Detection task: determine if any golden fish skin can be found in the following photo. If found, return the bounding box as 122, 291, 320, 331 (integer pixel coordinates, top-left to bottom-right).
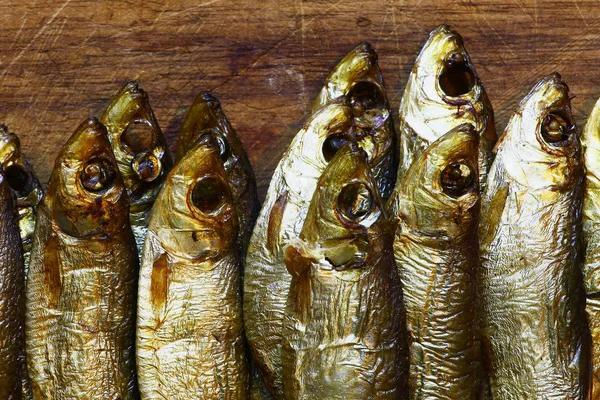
0, 168, 26, 399
26, 118, 139, 399
244, 101, 355, 397
312, 42, 397, 200
396, 25, 495, 192
387, 124, 481, 399
176, 91, 260, 256
580, 97, 600, 399
0, 125, 43, 276
282, 143, 408, 399
478, 74, 588, 399
137, 136, 248, 399
101, 82, 173, 255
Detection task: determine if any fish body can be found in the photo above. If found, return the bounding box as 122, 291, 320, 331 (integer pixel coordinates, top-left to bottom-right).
387, 124, 481, 398
312, 41, 396, 199
396, 25, 495, 192
101, 82, 173, 255
0, 167, 26, 399
137, 136, 248, 399
176, 91, 260, 256
0, 126, 43, 275
281, 143, 408, 399
26, 118, 139, 399
478, 74, 588, 399
581, 97, 600, 399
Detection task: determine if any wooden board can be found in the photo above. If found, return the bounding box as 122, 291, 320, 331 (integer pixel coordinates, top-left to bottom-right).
1, 0, 599, 199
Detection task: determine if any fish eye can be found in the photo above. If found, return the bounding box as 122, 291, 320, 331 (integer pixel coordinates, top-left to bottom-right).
337, 182, 374, 222
322, 134, 350, 162
200, 132, 230, 162
347, 81, 385, 113
190, 176, 228, 214
441, 162, 475, 197
132, 152, 161, 182
541, 112, 574, 146
439, 52, 476, 97
121, 121, 155, 153
4, 164, 31, 197
80, 158, 117, 193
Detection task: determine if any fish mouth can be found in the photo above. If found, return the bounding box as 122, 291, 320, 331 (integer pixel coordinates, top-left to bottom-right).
319, 234, 370, 271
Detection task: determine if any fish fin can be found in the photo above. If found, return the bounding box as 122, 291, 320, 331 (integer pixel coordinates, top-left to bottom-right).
266, 191, 288, 255
150, 253, 170, 312
480, 186, 509, 246
43, 235, 62, 307
285, 245, 313, 325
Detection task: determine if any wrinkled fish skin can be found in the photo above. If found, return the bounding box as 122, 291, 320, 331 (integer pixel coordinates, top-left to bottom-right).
387, 124, 481, 399
0, 126, 43, 275
0, 168, 26, 400
137, 136, 248, 399
479, 74, 588, 399
312, 41, 396, 200
26, 118, 139, 399
282, 143, 408, 399
176, 91, 260, 255
101, 82, 173, 255
397, 24, 495, 192
581, 97, 600, 399
245, 96, 397, 397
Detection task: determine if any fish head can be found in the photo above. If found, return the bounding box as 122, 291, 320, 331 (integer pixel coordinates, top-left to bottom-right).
45, 118, 128, 238
0, 125, 43, 209
176, 91, 252, 199
312, 42, 387, 112
101, 82, 173, 213
496, 73, 580, 190
292, 142, 386, 274
403, 24, 490, 142
156, 135, 237, 260
395, 123, 480, 241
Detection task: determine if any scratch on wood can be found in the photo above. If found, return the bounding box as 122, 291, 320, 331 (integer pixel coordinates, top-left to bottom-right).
512, 0, 535, 24
571, 0, 589, 27
1, 0, 73, 84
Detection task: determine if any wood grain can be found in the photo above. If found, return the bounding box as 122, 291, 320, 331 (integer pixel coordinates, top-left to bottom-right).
1, 0, 599, 199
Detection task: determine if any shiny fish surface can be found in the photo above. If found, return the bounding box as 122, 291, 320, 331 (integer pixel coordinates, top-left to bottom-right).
137, 136, 248, 399
101, 82, 173, 255
26, 118, 139, 399
312, 41, 396, 199
581, 97, 600, 399
387, 124, 481, 399
0, 168, 26, 399
396, 24, 495, 192
176, 91, 259, 255
281, 143, 408, 399
0, 125, 43, 276
478, 74, 588, 399
244, 95, 395, 397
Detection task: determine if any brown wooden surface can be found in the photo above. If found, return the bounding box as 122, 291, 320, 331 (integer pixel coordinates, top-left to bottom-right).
1, 0, 599, 199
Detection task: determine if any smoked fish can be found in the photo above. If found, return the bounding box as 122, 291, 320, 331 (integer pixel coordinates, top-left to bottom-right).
0, 125, 43, 275
244, 96, 395, 397
387, 123, 481, 398
176, 91, 259, 256
281, 143, 408, 399
26, 118, 139, 399
580, 96, 600, 399
397, 24, 495, 191
137, 136, 248, 399
478, 73, 588, 399
312, 42, 396, 200
101, 82, 173, 255
0, 167, 26, 399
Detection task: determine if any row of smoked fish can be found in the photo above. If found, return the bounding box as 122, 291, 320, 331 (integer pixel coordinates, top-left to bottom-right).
0, 23, 596, 400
